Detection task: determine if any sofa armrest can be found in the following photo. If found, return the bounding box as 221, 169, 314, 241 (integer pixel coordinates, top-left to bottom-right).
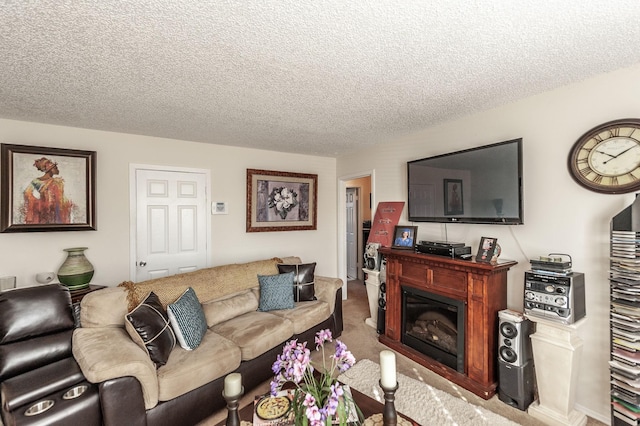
72, 327, 159, 409
315, 276, 343, 314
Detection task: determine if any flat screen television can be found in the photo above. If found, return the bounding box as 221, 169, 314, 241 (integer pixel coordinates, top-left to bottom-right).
407, 138, 523, 224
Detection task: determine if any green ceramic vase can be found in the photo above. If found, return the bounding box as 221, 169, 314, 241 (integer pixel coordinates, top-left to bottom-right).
57, 247, 94, 290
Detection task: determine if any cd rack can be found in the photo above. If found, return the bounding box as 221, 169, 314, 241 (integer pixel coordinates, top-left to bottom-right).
610, 198, 640, 426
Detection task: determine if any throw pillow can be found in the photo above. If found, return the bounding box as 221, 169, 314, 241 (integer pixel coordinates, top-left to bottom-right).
125, 291, 176, 367
258, 272, 295, 311
277, 262, 316, 302
167, 287, 207, 350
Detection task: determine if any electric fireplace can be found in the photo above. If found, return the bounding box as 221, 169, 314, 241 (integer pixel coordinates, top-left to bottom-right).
401, 286, 465, 373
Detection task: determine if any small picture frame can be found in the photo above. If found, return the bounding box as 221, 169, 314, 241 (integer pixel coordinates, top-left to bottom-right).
392, 225, 417, 250
476, 237, 498, 262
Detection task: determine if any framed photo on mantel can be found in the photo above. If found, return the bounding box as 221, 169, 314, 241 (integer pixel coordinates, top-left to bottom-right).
475, 237, 498, 262
392, 225, 418, 250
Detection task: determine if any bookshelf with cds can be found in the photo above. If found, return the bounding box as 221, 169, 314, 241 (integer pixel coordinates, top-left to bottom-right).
610, 196, 640, 426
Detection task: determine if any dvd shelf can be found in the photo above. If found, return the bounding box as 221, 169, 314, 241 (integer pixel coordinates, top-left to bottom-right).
611, 197, 640, 425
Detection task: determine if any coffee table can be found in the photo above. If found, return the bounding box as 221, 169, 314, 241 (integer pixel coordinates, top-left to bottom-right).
214, 385, 419, 425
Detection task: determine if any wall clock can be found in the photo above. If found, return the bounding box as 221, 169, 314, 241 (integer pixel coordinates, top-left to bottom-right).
568, 118, 640, 194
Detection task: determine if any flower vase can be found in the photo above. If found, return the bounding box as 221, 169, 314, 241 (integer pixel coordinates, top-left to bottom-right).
57, 247, 94, 290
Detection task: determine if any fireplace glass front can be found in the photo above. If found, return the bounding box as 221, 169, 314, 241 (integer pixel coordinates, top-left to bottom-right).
401, 286, 465, 372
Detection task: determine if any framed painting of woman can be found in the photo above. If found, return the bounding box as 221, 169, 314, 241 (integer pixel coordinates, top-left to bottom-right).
1, 144, 97, 232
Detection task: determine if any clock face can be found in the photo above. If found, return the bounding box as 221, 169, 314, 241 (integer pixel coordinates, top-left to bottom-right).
569, 119, 640, 194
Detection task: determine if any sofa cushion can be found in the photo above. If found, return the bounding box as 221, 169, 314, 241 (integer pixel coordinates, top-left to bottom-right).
277, 262, 316, 302
125, 292, 176, 367
156, 330, 241, 402
258, 272, 295, 312
73, 327, 159, 409
80, 287, 129, 328
167, 287, 207, 350
212, 312, 293, 361
119, 257, 282, 311
268, 300, 331, 334
201, 290, 258, 328
0, 284, 74, 345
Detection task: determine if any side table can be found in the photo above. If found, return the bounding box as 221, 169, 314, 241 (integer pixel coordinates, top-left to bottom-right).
70, 284, 107, 327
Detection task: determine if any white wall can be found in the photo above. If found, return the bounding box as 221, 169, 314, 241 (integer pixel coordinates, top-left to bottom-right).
0, 120, 338, 288
338, 63, 640, 423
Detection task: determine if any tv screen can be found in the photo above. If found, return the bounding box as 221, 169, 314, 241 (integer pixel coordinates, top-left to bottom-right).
407, 138, 523, 224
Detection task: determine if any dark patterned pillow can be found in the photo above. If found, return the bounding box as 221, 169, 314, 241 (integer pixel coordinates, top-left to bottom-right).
277, 262, 316, 302
125, 291, 176, 367
167, 287, 207, 350
258, 272, 295, 311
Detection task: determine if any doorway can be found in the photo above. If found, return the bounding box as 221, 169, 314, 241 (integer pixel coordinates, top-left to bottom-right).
339, 173, 373, 294
346, 188, 358, 280
129, 164, 211, 282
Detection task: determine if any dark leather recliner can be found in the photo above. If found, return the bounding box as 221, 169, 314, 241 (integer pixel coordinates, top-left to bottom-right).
0, 284, 102, 426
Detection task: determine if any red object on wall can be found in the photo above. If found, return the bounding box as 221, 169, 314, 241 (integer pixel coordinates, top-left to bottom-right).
367, 202, 405, 247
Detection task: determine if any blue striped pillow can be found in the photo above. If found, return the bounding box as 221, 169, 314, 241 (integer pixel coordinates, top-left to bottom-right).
167, 287, 207, 350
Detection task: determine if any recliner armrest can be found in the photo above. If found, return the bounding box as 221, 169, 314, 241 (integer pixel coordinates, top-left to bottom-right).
72, 327, 159, 409
314, 276, 343, 314
1, 357, 84, 412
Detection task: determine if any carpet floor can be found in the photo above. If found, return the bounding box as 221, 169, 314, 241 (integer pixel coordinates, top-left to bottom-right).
200, 280, 603, 425
338, 359, 518, 425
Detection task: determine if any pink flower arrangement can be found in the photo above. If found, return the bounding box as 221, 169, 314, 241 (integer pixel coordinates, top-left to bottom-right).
270, 329, 359, 425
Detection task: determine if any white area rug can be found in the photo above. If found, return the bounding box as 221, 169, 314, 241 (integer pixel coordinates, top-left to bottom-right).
338, 359, 518, 426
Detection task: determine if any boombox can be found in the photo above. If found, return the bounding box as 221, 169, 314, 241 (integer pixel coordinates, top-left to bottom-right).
364, 242, 382, 271
524, 271, 585, 324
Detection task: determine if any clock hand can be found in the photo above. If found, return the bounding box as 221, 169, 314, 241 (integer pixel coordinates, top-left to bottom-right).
595, 150, 616, 159
613, 145, 637, 158
604, 145, 639, 164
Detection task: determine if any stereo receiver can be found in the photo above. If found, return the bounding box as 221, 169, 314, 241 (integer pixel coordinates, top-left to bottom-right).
524, 271, 585, 324
416, 241, 472, 259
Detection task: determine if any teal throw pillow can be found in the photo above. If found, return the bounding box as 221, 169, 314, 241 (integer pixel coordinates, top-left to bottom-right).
258, 272, 295, 312
167, 287, 207, 350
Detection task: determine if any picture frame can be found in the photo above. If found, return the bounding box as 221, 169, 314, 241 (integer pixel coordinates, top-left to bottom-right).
1, 144, 96, 233
246, 169, 317, 232
391, 225, 417, 250
443, 179, 463, 215
476, 237, 498, 262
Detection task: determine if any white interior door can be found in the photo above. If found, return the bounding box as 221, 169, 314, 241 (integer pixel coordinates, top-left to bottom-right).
132, 166, 210, 282
346, 188, 358, 279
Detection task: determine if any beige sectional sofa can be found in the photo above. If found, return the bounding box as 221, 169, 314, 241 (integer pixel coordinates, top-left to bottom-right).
72, 256, 343, 426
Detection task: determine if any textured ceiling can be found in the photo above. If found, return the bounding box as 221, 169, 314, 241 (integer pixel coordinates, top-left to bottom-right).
2, 1, 640, 157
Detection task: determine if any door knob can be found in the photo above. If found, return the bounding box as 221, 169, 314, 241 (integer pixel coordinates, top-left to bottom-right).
139, 261, 147, 267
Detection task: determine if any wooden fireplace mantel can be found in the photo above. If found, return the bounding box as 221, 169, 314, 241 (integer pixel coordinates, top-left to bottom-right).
379, 247, 517, 399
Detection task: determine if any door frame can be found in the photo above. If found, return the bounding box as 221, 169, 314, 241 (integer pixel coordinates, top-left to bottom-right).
346, 187, 359, 280
338, 169, 375, 299
129, 164, 212, 281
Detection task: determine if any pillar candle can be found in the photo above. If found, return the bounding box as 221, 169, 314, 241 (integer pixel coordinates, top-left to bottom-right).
380, 350, 397, 388
224, 373, 242, 396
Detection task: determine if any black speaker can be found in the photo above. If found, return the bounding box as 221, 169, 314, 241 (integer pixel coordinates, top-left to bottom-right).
498, 309, 533, 367
377, 281, 386, 335
497, 309, 536, 411
498, 359, 536, 411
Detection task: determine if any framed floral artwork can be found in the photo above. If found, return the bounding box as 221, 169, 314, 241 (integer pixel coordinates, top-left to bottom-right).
246, 169, 317, 232
1, 144, 97, 232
